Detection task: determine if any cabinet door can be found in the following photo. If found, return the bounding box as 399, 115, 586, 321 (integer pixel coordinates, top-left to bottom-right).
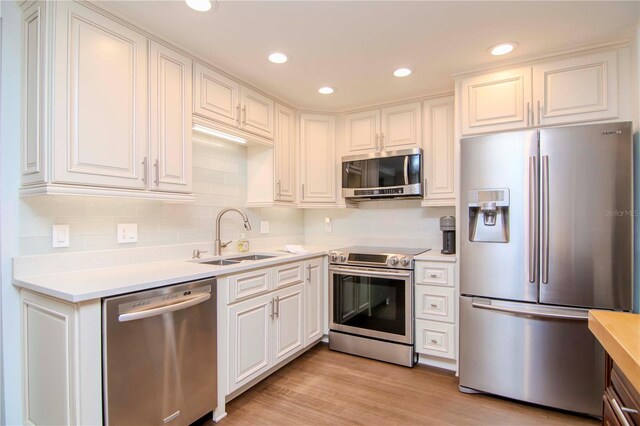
149, 42, 193, 193
533, 50, 618, 126
22, 1, 47, 186
274, 104, 295, 201
228, 293, 273, 393
304, 257, 324, 346
461, 67, 532, 135
423, 97, 455, 206
344, 109, 380, 153
193, 62, 240, 127
240, 87, 274, 140
299, 114, 336, 203
272, 284, 305, 364
381, 102, 421, 149
53, 2, 147, 189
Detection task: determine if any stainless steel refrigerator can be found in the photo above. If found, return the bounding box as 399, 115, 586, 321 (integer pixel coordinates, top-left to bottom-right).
459, 121, 633, 416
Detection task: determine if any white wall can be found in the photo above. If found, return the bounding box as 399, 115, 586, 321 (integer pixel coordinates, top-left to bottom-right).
19, 139, 305, 256
1, 1, 24, 423
304, 201, 454, 250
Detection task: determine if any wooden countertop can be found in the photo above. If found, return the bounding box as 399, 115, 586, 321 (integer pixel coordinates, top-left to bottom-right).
589, 310, 640, 392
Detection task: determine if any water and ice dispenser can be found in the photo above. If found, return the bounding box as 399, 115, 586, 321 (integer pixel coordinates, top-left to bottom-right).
468, 189, 510, 243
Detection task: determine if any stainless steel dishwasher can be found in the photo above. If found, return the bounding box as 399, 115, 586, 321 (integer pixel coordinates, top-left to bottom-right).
103, 278, 217, 425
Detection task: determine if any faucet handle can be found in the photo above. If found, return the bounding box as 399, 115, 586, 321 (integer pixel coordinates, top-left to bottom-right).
220, 241, 232, 248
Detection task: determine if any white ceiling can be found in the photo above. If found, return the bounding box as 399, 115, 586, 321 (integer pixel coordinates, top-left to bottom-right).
103, 1, 639, 112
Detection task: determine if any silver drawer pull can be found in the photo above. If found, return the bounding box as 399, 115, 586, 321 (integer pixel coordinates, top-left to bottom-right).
430, 303, 438, 308
429, 274, 438, 278
430, 339, 438, 344
610, 398, 632, 426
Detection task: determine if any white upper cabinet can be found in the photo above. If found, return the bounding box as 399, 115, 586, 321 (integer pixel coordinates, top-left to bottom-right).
22, 2, 46, 186
532, 50, 618, 126
52, 1, 148, 190
149, 41, 193, 193
460, 48, 624, 135
299, 114, 336, 204
274, 104, 295, 202
381, 102, 422, 150
423, 96, 455, 206
193, 63, 274, 142
241, 87, 275, 140
344, 102, 421, 154
344, 109, 380, 153
21, 1, 194, 199
461, 67, 532, 135
193, 62, 240, 127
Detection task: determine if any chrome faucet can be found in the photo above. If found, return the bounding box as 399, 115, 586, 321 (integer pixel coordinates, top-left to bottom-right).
214, 208, 252, 256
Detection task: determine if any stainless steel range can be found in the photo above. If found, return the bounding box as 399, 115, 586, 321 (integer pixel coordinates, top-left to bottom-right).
328, 246, 430, 367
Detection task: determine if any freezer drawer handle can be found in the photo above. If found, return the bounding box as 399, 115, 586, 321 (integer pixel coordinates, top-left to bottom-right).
118, 293, 211, 322
471, 300, 587, 320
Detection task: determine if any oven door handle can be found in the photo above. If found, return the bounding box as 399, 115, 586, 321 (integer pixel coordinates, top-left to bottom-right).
329, 267, 411, 278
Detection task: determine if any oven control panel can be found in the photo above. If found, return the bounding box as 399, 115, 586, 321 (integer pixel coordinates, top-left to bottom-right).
328, 251, 415, 270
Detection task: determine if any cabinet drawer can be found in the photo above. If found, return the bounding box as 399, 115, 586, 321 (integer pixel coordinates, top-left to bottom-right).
610, 366, 640, 425
415, 285, 454, 322
274, 262, 304, 290
416, 262, 455, 287
415, 319, 455, 359
228, 269, 272, 303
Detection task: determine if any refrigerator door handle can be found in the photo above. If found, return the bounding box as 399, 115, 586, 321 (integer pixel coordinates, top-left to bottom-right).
528, 156, 538, 283
471, 299, 588, 321
541, 155, 550, 284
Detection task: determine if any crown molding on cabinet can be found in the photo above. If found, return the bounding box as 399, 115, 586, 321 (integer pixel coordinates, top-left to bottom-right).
451, 37, 631, 80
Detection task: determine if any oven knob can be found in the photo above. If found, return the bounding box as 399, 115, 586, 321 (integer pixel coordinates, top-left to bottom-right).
339, 254, 347, 262
400, 257, 410, 267
329, 252, 338, 262
388, 256, 399, 266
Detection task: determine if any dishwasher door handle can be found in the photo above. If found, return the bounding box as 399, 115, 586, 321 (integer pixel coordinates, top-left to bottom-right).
118, 293, 211, 322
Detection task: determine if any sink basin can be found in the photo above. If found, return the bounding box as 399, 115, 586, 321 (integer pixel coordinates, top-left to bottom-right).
199, 259, 241, 266
226, 254, 278, 262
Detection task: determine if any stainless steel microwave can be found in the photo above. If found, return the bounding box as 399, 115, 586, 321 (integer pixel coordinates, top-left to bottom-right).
342, 148, 423, 200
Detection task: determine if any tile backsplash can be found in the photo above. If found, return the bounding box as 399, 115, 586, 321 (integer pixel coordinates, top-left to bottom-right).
304, 201, 454, 251
18, 137, 451, 257
19, 140, 305, 255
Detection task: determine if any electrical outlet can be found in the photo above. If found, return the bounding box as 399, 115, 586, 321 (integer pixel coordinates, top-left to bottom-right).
117, 223, 138, 244
324, 217, 332, 233
260, 221, 270, 234
52, 225, 70, 248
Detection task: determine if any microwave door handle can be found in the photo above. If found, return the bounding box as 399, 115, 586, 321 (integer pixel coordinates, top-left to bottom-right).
403, 156, 409, 186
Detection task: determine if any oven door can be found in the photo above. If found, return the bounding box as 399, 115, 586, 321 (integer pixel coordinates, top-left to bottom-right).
329, 265, 413, 344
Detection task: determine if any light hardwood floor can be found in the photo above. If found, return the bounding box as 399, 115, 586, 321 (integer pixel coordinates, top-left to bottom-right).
213, 343, 598, 425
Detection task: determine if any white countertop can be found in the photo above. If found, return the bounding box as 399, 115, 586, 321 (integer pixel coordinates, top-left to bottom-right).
13, 249, 329, 303
414, 250, 457, 262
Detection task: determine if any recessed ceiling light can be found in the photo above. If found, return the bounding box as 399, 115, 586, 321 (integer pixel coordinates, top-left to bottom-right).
185, 0, 212, 11
318, 87, 334, 95
393, 68, 412, 78
268, 53, 288, 64
489, 42, 518, 56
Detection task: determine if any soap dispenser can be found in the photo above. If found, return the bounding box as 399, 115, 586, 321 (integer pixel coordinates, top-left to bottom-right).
237, 233, 249, 253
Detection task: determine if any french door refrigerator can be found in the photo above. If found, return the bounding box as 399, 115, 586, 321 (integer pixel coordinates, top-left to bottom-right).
459, 121, 632, 416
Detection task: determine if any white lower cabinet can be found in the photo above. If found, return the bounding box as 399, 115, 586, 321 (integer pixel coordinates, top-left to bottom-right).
20, 290, 102, 426
414, 260, 457, 367
225, 257, 326, 395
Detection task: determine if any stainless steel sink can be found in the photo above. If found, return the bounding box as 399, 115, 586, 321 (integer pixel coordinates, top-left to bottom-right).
226, 254, 278, 262
199, 259, 241, 266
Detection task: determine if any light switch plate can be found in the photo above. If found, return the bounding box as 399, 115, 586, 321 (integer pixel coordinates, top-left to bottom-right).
52, 225, 70, 248
260, 221, 270, 234
117, 223, 138, 244
324, 217, 332, 233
